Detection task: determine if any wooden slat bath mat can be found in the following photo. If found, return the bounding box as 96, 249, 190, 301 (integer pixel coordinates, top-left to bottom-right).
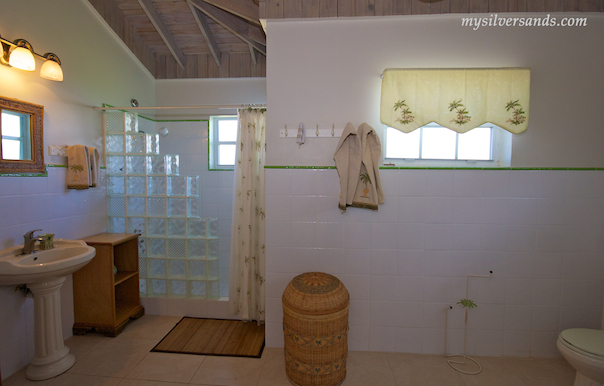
152, 317, 265, 358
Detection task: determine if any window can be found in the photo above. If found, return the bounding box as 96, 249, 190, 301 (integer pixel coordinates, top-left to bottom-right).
209, 116, 237, 170
1, 110, 32, 161
384, 122, 511, 167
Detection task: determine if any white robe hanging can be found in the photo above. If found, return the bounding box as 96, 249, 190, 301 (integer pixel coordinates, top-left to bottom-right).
333, 122, 384, 212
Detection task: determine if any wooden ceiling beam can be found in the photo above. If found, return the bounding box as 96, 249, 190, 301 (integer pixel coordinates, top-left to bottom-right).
189, 0, 266, 56
249, 44, 258, 65
137, 0, 186, 68
197, 0, 261, 26
188, 1, 222, 67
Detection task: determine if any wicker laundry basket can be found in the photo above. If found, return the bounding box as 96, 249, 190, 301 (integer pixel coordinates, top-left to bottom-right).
282, 272, 349, 386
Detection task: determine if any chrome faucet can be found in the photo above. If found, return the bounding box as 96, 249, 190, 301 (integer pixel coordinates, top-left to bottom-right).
22, 229, 43, 255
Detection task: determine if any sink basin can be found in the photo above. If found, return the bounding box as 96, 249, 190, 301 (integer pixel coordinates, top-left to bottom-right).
0, 239, 96, 286
0, 238, 96, 380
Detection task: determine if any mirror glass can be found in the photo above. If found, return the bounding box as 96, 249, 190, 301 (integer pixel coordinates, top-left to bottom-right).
0, 96, 44, 173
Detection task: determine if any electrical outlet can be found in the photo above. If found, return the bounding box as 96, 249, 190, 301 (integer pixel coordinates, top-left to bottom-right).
48, 146, 66, 156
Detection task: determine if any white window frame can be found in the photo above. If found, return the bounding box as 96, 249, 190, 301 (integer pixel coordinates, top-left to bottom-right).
383, 122, 512, 168
209, 115, 237, 170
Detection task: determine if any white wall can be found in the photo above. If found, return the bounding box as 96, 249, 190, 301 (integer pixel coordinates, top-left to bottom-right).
266, 14, 604, 167
264, 14, 604, 357
0, 0, 154, 380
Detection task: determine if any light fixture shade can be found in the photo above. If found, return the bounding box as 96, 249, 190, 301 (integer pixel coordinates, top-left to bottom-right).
9, 46, 35, 71
40, 58, 63, 81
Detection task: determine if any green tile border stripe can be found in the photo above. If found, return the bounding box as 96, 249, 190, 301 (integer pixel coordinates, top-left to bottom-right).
0, 164, 106, 177
265, 166, 337, 170
265, 166, 604, 171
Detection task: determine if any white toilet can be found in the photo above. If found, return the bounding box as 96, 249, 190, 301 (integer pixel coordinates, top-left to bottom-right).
557, 328, 604, 386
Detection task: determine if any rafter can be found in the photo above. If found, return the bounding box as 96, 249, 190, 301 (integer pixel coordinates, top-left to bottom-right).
249, 44, 258, 66
197, 0, 261, 26
137, 0, 185, 68
189, 0, 266, 56
188, 1, 222, 67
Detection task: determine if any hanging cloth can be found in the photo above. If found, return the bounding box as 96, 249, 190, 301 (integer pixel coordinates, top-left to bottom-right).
334, 122, 384, 212
228, 108, 266, 324
380, 68, 531, 134
67, 145, 90, 189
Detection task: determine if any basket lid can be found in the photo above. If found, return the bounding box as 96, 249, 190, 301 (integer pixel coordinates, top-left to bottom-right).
282, 272, 349, 315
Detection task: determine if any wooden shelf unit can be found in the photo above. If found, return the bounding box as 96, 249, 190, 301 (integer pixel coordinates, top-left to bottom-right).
73, 233, 144, 337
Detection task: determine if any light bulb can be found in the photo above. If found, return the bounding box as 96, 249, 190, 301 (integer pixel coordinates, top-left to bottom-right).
40, 58, 63, 81
9, 45, 35, 71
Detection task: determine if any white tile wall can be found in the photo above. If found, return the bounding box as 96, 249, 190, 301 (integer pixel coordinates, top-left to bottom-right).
265, 168, 604, 357
0, 166, 107, 379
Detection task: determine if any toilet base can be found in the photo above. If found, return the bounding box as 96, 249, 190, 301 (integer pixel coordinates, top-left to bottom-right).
574, 372, 603, 386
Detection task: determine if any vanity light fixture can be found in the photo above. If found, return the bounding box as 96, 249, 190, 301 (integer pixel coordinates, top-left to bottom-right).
7, 39, 35, 71
40, 53, 63, 81
0, 33, 64, 81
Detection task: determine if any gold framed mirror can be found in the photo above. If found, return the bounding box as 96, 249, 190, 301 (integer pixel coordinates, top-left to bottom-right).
0, 96, 44, 174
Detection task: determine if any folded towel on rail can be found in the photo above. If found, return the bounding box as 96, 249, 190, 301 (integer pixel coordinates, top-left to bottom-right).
87, 146, 99, 187
67, 145, 90, 189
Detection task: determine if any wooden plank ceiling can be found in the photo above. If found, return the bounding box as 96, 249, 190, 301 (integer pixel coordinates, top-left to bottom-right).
88, 0, 603, 80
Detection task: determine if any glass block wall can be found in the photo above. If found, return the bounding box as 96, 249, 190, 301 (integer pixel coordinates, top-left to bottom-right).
104, 112, 220, 299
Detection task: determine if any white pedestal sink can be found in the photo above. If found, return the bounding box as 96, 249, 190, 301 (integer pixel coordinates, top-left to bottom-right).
0, 239, 96, 380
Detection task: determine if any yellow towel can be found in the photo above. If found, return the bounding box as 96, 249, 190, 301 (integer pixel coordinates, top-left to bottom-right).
87, 146, 99, 187
67, 145, 90, 189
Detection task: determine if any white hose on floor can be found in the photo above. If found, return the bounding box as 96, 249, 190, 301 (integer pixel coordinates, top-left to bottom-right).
444, 271, 493, 375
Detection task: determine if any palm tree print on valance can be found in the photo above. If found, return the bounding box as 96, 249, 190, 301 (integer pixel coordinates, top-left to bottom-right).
380, 68, 531, 134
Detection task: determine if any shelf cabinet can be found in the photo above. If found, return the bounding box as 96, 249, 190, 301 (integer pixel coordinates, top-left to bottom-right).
73, 233, 144, 337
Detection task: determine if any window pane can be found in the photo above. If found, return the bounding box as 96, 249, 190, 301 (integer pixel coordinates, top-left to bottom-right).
458, 127, 492, 160
218, 144, 235, 166
386, 127, 420, 159
2, 139, 21, 160
421, 127, 456, 159
218, 120, 237, 142
2, 112, 25, 137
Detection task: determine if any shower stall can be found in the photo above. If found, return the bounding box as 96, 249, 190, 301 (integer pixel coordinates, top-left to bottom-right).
102, 108, 235, 301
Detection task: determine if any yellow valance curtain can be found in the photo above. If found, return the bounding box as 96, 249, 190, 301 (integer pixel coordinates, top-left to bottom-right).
380, 68, 531, 134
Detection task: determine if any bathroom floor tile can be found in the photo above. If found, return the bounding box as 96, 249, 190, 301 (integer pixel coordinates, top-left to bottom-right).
189, 355, 265, 386
2, 368, 53, 386
116, 380, 189, 386
46, 373, 121, 386
509, 357, 575, 386
387, 352, 466, 386
67, 337, 157, 378
343, 351, 397, 386
454, 357, 534, 386
64, 334, 111, 362
256, 348, 291, 386
3, 315, 580, 386
125, 352, 205, 383
118, 314, 182, 341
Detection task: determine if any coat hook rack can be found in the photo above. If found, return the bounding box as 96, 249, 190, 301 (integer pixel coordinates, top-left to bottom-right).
280, 123, 344, 138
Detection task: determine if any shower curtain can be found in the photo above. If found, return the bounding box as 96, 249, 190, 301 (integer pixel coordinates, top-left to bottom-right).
228, 108, 266, 323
